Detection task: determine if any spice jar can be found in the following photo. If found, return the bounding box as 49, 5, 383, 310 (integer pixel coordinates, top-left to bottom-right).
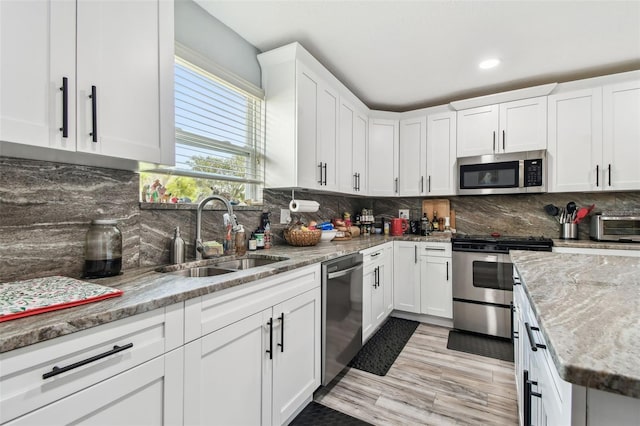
84, 220, 122, 278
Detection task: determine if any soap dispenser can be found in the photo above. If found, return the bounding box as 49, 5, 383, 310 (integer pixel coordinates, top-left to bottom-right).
171, 227, 185, 264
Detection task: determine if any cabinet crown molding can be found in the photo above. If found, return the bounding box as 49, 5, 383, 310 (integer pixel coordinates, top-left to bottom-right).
449, 83, 557, 110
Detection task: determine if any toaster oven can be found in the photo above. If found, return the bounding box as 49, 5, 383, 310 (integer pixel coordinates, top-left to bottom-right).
589, 213, 640, 243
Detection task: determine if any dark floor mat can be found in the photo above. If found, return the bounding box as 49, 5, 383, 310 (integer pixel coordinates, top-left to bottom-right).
290, 401, 371, 426
447, 329, 514, 362
348, 317, 419, 376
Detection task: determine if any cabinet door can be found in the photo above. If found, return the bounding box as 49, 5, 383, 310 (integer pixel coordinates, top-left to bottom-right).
420, 256, 452, 319
603, 80, 640, 191
338, 98, 357, 193
296, 63, 321, 189
272, 288, 321, 426
362, 265, 375, 340
368, 119, 399, 196
184, 309, 272, 426
426, 111, 457, 196
399, 116, 427, 196
381, 244, 394, 315
393, 242, 421, 313
76, 0, 170, 163
6, 351, 183, 426
317, 82, 339, 190
0, 0, 76, 151
353, 110, 368, 194
499, 97, 547, 153
547, 88, 603, 192
457, 104, 499, 157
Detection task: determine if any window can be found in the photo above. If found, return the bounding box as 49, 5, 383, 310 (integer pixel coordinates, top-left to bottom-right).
141, 56, 265, 204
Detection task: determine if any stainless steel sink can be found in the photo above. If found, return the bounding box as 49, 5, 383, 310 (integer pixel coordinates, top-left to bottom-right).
158, 255, 290, 277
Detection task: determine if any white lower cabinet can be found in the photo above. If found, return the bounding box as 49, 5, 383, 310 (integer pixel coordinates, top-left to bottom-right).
361, 243, 393, 342
419, 244, 452, 319
183, 264, 321, 426
0, 303, 184, 425
514, 271, 639, 426
393, 241, 422, 313
394, 241, 452, 319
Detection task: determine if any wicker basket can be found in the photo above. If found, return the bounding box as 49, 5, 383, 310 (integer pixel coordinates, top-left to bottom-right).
283, 229, 322, 247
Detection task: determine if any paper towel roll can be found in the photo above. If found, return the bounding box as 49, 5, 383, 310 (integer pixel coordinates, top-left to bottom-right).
289, 199, 319, 213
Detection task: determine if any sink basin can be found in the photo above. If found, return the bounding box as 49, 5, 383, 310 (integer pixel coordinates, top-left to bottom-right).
158, 255, 290, 277
213, 257, 284, 270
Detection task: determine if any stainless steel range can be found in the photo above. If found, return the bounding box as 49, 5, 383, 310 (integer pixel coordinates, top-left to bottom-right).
451, 235, 553, 339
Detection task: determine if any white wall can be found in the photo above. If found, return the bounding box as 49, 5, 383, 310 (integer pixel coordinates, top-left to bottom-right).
175, 0, 262, 88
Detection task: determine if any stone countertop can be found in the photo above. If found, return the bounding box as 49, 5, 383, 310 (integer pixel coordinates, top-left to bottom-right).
0, 234, 451, 354
510, 250, 640, 398
552, 239, 640, 251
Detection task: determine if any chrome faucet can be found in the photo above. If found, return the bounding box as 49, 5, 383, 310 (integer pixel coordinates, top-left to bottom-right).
195, 195, 239, 260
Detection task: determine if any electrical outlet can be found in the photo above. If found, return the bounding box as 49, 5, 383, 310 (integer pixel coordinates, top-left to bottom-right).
399, 209, 410, 219
280, 209, 291, 224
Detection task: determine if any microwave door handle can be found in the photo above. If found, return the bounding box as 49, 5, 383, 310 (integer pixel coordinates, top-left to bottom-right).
493, 131, 496, 152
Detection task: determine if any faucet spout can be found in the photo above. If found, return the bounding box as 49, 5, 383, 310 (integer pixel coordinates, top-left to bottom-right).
195, 195, 239, 260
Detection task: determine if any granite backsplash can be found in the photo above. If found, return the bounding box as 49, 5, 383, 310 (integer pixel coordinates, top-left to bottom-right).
1, 156, 638, 282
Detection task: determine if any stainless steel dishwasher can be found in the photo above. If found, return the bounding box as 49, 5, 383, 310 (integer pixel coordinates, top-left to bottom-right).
321, 253, 363, 386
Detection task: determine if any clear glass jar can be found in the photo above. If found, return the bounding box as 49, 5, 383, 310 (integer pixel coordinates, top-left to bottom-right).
84, 219, 122, 278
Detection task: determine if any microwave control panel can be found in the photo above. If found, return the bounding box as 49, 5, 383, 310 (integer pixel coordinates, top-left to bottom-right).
524, 159, 543, 187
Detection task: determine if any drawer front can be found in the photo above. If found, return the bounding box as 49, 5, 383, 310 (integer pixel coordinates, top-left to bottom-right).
421, 242, 451, 258
184, 264, 321, 342
0, 304, 182, 424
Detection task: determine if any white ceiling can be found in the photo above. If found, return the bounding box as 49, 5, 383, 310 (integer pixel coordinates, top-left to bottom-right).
195, 0, 640, 111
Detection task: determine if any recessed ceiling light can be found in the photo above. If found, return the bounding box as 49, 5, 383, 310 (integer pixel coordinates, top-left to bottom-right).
479, 58, 500, 69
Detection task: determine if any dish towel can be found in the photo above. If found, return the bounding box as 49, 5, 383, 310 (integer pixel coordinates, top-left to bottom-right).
0, 276, 123, 322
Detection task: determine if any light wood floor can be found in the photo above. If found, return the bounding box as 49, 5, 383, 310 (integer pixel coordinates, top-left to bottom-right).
315, 322, 519, 426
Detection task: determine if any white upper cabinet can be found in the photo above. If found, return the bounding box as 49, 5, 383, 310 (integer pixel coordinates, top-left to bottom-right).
399, 116, 427, 196
547, 88, 603, 192
0, 0, 76, 151
426, 111, 457, 196
548, 77, 640, 192
0, 0, 174, 165
457, 97, 547, 157
338, 97, 368, 194
368, 118, 399, 196
602, 80, 640, 191
260, 45, 341, 191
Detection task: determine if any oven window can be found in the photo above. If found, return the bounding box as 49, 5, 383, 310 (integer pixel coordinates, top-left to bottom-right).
460, 161, 519, 189
472, 261, 514, 291
603, 219, 640, 236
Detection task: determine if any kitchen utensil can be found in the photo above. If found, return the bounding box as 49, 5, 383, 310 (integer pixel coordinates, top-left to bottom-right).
544, 204, 559, 216
566, 202, 576, 215
389, 218, 408, 236
573, 207, 589, 224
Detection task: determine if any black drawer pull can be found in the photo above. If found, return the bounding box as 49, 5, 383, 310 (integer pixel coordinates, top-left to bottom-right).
43, 343, 133, 380
525, 322, 547, 351
266, 318, 273, 359
278, 313, 285, 353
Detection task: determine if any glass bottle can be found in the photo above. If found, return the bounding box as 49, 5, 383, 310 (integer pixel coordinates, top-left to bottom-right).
432, 210, 439, 231
235, 225, 247, 256
84, 220, 122, 278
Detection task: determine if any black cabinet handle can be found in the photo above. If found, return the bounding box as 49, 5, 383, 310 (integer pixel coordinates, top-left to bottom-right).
266, 318, 273, 359
42, 343, 133, 380
502, 130, 506, 150
608, 164, 612, 186
511, 302, 517, 340
395, 177, 399, 193
354, 173, 358, 191
90, 85, 98, 143
428, 175, 431, 193
59, 77, 68, 138
278, 313, 285, 353
414, 245, 417, 264
421, 176, 424, 193
370, 252, 381, 257
524, 370, 531, 426
446, 261, 449, 281
493, 131, 496, 152
318, 163, 323, 185
322, 163, 327, 185
357, 173, 361, 191
596, 165, 600, 187
525, 322, 547, 351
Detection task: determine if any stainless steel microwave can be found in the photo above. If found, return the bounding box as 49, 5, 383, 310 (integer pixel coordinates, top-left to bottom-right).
457, 150, 546, 195
590, 213, 640, 243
